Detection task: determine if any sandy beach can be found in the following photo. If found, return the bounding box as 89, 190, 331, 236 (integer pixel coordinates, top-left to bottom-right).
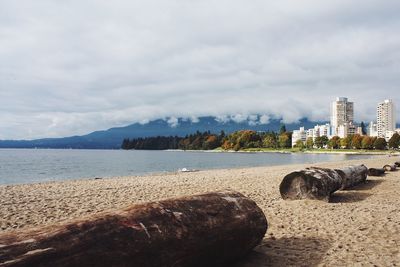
1, 155, 400, 266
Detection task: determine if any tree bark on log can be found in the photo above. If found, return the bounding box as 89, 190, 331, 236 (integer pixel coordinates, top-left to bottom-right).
0, 191, 267, 267
279, 165, 368, 201
368, 168, 385, 176
383, 164, 397, 171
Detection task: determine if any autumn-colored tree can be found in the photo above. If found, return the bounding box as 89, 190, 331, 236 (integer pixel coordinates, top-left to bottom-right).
278, 133, 291, 148
340, 136, 352, 149
203, 135, 220, 150
328, 136, 340, 149
221, 140, 233, 150
361, 136, 374, 150
351, 134, 363, 149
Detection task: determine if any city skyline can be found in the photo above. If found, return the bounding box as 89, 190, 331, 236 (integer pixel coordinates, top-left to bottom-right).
292, 97, 399, 146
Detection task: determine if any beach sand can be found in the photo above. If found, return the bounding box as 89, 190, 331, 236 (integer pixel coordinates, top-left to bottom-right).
1, 156, 400, 266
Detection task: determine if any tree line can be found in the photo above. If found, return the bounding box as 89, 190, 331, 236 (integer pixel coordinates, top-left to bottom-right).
121, 125, 293, 151
294, 133, 400, 150
121, 126, 400, 151
121, 131, 224, 150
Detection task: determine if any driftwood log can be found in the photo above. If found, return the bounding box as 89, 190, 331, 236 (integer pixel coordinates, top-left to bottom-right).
383, 164, 397, 171
368, 168, 386, 176
280, 165, 368, 201
0, 191, 267, 267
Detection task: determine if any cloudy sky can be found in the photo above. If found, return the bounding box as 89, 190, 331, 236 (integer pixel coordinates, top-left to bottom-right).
0, 0, 399, 139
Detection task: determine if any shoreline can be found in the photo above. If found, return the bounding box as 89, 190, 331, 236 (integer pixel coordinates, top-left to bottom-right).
2, 147, 398, 156
1, 155, 399, 266
167, 148, 400, 155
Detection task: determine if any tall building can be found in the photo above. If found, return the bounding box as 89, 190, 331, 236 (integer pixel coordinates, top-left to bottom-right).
330, 97, 354, 136
377, 99, 396, 138
368, 121, 378, 137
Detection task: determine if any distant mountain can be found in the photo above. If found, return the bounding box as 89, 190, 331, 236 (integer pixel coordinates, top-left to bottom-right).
0, 116, 327, 149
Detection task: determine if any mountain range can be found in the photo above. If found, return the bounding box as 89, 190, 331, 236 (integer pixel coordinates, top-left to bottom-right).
0, 116, 325, 149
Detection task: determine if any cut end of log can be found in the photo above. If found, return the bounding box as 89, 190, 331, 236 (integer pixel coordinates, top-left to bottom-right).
280, 165, 368, 202
383, 164, 397, 172
279, 171, 329, 201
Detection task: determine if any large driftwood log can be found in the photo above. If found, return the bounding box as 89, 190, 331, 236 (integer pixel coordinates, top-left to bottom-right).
0, 191, 267, 267
280, 165, 368, 201
368, 168, 385, 176
383, 164, 397, 171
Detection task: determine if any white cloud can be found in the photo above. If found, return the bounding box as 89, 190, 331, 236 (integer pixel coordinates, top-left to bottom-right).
167, 117, 179, 128
0, 0, 400, 139
259, 115, 271, 125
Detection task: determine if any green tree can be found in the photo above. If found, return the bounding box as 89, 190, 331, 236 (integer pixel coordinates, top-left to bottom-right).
294, 139, 305, 149
279, 124, 287, 134
388, 133, 400, 149
328, 136, 340, 149
237, 130, 262, 148
374, 138, 387, 150
233, 143, 241, 151
314, 136, 328, 148
263, 134, 277, 148
306, 137, 314, 149
121, 138, 130, 149
361, 136, 374, 149
360, 121, 367, 135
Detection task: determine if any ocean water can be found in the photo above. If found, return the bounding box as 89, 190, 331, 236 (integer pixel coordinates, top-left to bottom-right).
0, 149, 374, 185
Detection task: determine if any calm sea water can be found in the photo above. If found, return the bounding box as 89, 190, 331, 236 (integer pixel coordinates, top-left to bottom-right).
0, 149, 374, 185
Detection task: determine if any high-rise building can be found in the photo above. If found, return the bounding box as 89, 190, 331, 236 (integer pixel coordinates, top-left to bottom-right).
377, 99, 396, 138
330, 97, 354, 136
368, 121, 378, 137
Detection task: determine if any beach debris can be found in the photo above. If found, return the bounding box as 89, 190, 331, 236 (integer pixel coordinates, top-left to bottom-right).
383, 164, 397, 172
279, 165, 368, 201
0, 191, 267, 267
394, 161, 400, 168
368, 168, 386, 176
179, 167, 199, 172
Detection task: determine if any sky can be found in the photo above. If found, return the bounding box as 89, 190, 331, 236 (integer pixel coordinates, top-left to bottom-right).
0, 0, 399, 139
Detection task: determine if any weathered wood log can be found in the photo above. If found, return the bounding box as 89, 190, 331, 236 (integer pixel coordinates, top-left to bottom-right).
280, 165, 368, 201
0, 191, 267, 267
383, 164, 397, 171
336, 165, 369, 189
394, 161, 400, 167
368, 168, 386, 176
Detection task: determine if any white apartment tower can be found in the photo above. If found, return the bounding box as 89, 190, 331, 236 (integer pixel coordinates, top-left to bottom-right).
331, 97, 354, 136
377, 99, 396, 138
